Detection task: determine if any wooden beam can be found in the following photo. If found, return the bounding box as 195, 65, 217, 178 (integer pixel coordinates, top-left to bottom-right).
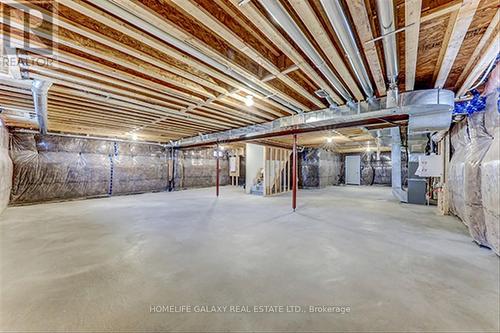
345, 0, 387, 96
89, 0, 301, 114
288, 0, 364, 101
1, 2, 224, 96
432, 9, 459, 86
229, 0, 344, 104
405, 0, 422, 91
457, 31, 500, 96
434, 0, 480, 88
58, 0, 261, 98
456, 8, 500, 89
172, 0, 324, 109
420, 0, 462, 23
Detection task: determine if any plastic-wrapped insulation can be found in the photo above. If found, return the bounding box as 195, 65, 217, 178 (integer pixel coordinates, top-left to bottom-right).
480, 91, 500, 255
0, 122, 13, 213
447, 121, 470, 221
463, 111, 492, 246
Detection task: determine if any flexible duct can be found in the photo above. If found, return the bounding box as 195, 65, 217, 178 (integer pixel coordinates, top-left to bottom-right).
320, 0, 374, 99
258, 0, 353, 103
31, 80, 52, 135
101, 0, 301, 114
375, 0, 398, 88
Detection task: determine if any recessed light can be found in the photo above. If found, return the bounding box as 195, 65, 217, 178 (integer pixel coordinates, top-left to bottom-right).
245, 95, 254, 107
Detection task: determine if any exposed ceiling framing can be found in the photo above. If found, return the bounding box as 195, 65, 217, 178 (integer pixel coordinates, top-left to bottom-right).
0, 0, 497, 143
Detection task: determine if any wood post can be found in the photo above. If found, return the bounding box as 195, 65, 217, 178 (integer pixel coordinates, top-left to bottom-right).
292, 134, 297, 211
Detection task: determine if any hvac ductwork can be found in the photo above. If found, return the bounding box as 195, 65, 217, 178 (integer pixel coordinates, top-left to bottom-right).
375, 0, 398, 89
173, 89, 454, 148
258, 0, 353, 103
320, 0, 374, 99
31, 80, 52, 135
99, 0, 301, 114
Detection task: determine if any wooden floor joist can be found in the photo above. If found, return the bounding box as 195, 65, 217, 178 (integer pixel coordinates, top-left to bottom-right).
434, 0, 480, 88
0, 0, 496, 142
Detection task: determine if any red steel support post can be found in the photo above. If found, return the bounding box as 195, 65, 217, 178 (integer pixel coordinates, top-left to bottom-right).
216, 144, 220, 197
292, 134, 297, 211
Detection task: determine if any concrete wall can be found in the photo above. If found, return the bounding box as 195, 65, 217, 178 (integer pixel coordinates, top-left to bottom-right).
299, 148, 342, 188
0, 122, 12, 214
245, 143, 263, 193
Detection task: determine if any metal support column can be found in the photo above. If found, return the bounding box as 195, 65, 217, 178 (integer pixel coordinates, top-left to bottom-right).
216, 144, 220, 197
292, 134, 297, 211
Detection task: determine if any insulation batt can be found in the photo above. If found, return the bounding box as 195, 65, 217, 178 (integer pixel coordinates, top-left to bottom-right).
463, 111, 493, 246
0, 122, 13, 214
480, 91, 500, 255
174, 148, 229, 189
299, 148, 342, 188
111, 142, 168, 195
9, 134, 112, 204
448, 121, 469, 221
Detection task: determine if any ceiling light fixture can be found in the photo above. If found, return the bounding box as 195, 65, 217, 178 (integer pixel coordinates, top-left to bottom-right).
326, 137, 333, 143
131, 133, 138, 141
245, 95, 254, 107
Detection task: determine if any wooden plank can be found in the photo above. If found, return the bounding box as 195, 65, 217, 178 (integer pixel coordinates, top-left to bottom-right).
405, 0, 422, 91
95, 0, 300, 115
288, 0, 364, 101
420, 0, 462, 23
230, 0, 343, 104
2, 1, 223, 97
457, 31, 500, 96
434, 0, 480, 88
171, 0, 324, 109
345, 0, 387, 96
455, 8, 500, 89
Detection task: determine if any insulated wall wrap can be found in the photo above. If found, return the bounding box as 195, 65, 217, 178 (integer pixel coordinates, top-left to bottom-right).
0, 122, 12, 213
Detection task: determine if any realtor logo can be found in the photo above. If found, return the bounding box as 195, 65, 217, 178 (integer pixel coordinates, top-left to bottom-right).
1, 0, 58, 56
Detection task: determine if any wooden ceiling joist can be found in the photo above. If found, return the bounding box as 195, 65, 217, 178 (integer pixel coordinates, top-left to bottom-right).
229, 0, 344, 104
170, 0, 325, 109
457, 30, 500, 97
287, 0, 364, 101
405, 0, 422, 91
0, 0, 497, 143
88, 0, 303, 115
345, 0, 387, 96
434, 0, 480, 88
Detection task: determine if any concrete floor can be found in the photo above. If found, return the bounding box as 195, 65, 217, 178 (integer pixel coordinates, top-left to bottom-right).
0, 186, 498, 332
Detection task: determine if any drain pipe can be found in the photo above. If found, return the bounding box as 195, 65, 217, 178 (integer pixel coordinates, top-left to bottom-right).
31, 80, 53, 135
258, 0, 353, 104
376, 0, 398, 90
374, 0, 405, 200
320, 0, 374, 99
99, 0, 302, 114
